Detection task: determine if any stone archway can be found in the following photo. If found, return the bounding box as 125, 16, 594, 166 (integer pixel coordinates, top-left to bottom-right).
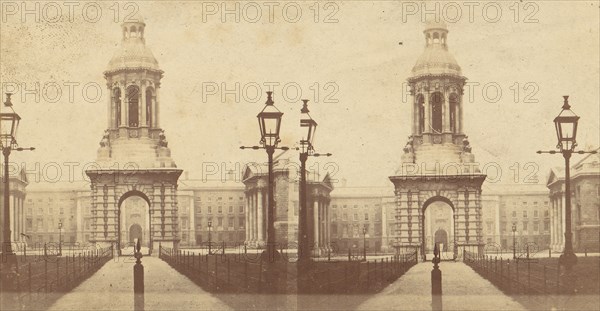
421, 196, 455, 261
86, 169, 183, 255
389, 175, 486, 261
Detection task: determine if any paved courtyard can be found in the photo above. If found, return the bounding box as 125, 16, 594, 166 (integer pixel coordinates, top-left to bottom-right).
47, 256, 228, 311
356, 262, 527, 311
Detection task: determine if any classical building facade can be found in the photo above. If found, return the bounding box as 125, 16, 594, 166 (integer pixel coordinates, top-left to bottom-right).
547, 150, 600, 252
0, 168, 29, 249
480, 184, 551, 253
86, 16, 182, 253
242, 159, 333, 253
389, 20, 486, 260
21, 176, 246, 249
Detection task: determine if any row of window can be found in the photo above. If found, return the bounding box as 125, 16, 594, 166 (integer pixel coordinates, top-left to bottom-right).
195, 196, 244, 202
195, 217, 245, 229
507, 210, 550, 218
501, 221, 550, 233
26, 207, 75, 215
331, 204, 381, 209
197, 205, 244, 214
332, 212, 381, 222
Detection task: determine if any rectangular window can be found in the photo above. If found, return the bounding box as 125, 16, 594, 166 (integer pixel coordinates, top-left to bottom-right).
239, 217, 244, 227
487, 223, 492, 231
343, 205, 347, 209
208, 206, 212, 214
544, 221, 550, 231
533, 222, 539, 232
197, 206, 202, 214
342, 213, 348, 221
239, 197, 243, 201
26, 219, 32, 230
364, 213, 369, 221
49, 207, 53, 214
353, 213, 358, 221
218, 218, 223, 226
59, 208, 64, 215
333, 213, 337, 221
27, 208, 32, 215
228, 217, 234, 227
218, 206, 222, 214
332, 205, 337, 209
353, 205, 358, 209
523, 211, 527, 218
512, 211, 517, 218
229, 206, 233, 214
523, 221, 528, 231
239, 205, 244, 213
534, 210, 539, 218
544, 210, 549, 217
229, 197, 233, 201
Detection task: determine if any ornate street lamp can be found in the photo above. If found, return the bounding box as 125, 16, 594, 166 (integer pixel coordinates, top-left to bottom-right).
241, 91, 289, 262
297, 100, 331, 263
298, 100, 316, 262
207, 220, 212, 255
1, 94, 34, 291
512, 223, 517, 259
58, 220, 63, 256
537, 95, 597, 293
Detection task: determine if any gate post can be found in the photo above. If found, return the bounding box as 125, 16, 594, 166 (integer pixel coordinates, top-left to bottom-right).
431, 243, 443, 311
133, 240, 144, 311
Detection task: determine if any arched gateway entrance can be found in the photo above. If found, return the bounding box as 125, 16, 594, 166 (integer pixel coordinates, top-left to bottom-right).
86, 170, 183, 255
389, 175, 486, 262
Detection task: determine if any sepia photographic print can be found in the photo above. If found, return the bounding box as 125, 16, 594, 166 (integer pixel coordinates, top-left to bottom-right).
0, 1, 599, 310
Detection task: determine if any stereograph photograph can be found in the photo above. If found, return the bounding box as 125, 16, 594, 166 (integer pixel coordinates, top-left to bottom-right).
0, 0, 598, 310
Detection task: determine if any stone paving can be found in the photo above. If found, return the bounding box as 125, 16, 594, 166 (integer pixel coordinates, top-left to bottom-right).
45, 255, 527, 310
356, 261, 527, 310
47, 255, 229, 311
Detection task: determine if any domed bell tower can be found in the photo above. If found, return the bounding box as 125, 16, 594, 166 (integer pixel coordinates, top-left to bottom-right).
389, 21, 486, 260
86, 15, 182, 254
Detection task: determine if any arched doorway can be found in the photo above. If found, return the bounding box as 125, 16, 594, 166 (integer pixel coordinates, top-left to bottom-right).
129, 224, 143, 244
422, 197, 456, 261
119, 192, 150, 255
434, 229, 448, 251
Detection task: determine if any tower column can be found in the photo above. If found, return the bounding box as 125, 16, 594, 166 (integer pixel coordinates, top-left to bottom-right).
424, 90, 431, 134
443, 88, 451, 132
141, 83, 147, 127
152, 84, 160, 128
458, 95, 464, 133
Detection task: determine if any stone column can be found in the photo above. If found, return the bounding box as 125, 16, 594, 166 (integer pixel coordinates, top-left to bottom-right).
245, 193, 250, 244
443, 88, 450, 132
107, 85, 112, 129
313, 198, 319, 251
494, 199, 501, 244
458, 94, 464, 133
251, 191, 256, 242
560, 193, 566, 249
120, 91, 127, 127
424, 91, 431, 134
141, 84, 147, 127
257, 188, 264, 243
154, 87, 160, 128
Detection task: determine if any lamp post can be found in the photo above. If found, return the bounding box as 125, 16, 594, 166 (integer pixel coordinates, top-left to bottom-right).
537, 96, 598, 293
362, 225, 367, 261
58, 220, 63, 256
512, 223, 517, 259
207, 220, 212, 255
241, 91, 289, 261
1, 93, 34, 291
297, 100, 332, 263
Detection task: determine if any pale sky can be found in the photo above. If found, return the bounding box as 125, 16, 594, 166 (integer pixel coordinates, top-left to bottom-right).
1, 1, 599, 187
